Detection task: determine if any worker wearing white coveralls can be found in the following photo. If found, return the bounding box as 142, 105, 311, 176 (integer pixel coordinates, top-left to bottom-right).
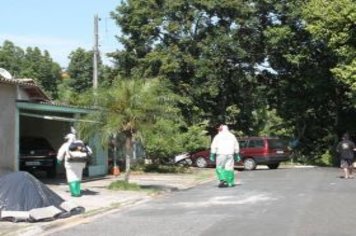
209, 125, 240, 187
57, 133, 88, 197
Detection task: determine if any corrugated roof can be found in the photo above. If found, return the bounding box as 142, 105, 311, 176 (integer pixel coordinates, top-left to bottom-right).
20, 100, 97, 111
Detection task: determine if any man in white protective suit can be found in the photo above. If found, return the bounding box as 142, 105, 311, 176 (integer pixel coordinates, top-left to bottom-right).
209, 125, 240, 187
57, 133, 91, 197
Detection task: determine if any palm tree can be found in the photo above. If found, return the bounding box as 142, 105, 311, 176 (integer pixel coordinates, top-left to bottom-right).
79, 78, 180, 182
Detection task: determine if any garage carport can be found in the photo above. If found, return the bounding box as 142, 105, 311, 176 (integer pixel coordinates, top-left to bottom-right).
16, 101, 108, 178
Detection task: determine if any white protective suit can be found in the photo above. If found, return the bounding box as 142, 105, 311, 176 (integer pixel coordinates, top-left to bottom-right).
210, 125, 240, 187
57, 134, 86, 183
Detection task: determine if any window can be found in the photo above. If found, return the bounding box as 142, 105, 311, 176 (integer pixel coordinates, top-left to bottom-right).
239, 140, 248, 148
268, 139, 287, 149
248, 139, 264, 148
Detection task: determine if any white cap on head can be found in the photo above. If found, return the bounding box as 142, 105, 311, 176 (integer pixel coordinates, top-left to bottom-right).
220, 125, 229, 132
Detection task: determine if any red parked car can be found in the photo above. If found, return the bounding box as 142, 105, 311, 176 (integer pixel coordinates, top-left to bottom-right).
177, 136, 290, 170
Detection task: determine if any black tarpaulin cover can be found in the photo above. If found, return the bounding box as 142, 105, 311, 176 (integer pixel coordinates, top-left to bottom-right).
0, 171, 63, 211
0, 171, 84, 222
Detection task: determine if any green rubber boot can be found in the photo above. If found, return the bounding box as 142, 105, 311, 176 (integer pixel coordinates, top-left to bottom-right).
225, 170, 235, 187
69, 182, 77, 196
216, 167, 228, 187
215, 166, 225, 181
74, 181, 81, 197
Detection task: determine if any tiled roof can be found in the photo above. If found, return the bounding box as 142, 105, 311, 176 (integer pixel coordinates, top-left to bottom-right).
1, 77, 97, 111
0, 77, 50, 101
0, 77, 37, 86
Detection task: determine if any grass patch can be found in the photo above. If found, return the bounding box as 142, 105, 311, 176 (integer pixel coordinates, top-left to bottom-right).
108, 180, 142, 191
107, 180, 161, 194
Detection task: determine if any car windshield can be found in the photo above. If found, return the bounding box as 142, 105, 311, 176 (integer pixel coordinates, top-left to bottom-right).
20, 137, 53, 150
268, 139, 287, 149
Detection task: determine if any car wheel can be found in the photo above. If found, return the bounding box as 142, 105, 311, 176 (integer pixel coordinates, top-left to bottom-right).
195, 156, 208, 168
267, 163, 280, 169
244, 158, 256, 170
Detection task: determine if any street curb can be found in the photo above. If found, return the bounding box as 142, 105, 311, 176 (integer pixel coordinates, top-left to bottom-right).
17, 193, 164, 236
15, 176, 216, 236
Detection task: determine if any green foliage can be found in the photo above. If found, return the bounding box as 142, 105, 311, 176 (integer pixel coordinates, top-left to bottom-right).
314, 150, 333, 167
0, 40, 61, 98
79, 78, 181, 143
141, 119, 184, 162
66, 48, 94, 93
178, 122, 211, 152
141, 120, 210, 163
57, 48, 118, 104
138, 164, 190, 174
78, 77, 183, 182
303, 0, 356, 108
110, 0, 346, 163
255, 107, 293, 137
56, 78, 78, 104
256, 0, 355, 162
110, 0, 267, 132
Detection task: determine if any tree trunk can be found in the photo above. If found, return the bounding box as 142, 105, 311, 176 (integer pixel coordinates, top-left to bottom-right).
124, 135, 133, 182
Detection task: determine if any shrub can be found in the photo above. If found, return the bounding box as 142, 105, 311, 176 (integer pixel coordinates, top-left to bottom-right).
108, 180, 141, 191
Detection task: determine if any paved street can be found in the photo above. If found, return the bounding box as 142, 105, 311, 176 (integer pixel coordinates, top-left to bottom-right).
45, 167, 356, 236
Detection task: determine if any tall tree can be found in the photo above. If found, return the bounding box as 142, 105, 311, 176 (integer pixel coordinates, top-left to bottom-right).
0, 40, 25, 77
21, 47, 61, 98
66, 48, 95, 93
110, 0, 268, 134
257, 0, 349, 160
0, 41, 61, 98
303, 0, 355, 101
57, 48, 118, 105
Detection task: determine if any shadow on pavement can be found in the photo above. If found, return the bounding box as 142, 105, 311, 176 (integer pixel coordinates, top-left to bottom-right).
81, 189, 99, 196
140, 184, 179, 192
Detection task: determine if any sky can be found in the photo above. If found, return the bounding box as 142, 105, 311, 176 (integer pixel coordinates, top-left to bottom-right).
0, 0, 121, 68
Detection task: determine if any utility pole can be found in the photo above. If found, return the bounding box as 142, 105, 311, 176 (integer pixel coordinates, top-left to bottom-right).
93, 14, 99, 90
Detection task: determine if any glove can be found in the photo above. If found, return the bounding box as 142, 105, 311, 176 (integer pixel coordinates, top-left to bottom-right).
234, 153, 241, 162
209, 153, 216, 162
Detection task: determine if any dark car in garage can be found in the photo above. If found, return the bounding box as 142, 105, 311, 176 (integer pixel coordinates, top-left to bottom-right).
19, 136, 57, 178
177, 136, 290, 170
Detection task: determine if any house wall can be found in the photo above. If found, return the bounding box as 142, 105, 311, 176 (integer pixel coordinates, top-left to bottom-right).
0, 84, 17, 171
17, 87, 30, 100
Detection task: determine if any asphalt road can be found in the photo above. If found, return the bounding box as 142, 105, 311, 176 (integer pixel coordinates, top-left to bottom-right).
47, 167, 356, 236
